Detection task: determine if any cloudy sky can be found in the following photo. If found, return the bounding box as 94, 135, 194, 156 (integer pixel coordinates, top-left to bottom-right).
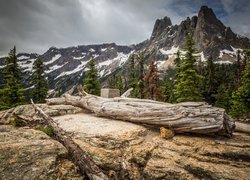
0, 0, 249, 55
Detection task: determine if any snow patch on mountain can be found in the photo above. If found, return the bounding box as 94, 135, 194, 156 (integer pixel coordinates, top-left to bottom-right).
219, 46, 242, 58
73, 56, 85, 60
101, 48, 107, 52
99, 59, 113, 67
214, 60, 233, 64
44, 54, 61, 65
117, 52, 132, 66
18, 55, 30, 60
17, 58, 36, 72
55, 60, 89, 79
159, 46, 179, 58
93, 54, 99, 58
89, 48, 95, 52
199, 52, 206, 62
45, 63, 68, 74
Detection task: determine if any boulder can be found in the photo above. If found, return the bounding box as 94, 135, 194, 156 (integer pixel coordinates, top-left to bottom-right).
0, 125, 83, 179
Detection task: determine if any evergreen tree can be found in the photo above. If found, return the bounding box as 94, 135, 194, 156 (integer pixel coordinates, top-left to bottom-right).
83, 58, 101, 95
138, 52, 145, 99
0, 46, 24, 109
143, 60, 161, 100
31, 58, 48, 103
108, 74, 124, 94
203, 57, 217, 104
115, 75, 124, 94
230, 52, 250, 119
214, 84, 231, 112
174, 33, 203, 103
162, 51, 182, 103
174, 50, 181, 67
107, 74, 116, 88
161, 68, 176, 103
128, 54, 139, 97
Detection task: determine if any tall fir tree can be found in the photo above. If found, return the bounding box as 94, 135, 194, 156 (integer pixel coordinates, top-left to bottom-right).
161, 68, 176, 103
83, 58, 101, 95
0, 46, 24, 109
204, 57, 217, 104
138, 52, 145, 99
107, 74, 124, 94
174, 33, 203, 103
31, 58, 48, 103
214, 84, 231, 112
143, 60, 161, 100
115, 75, 124, 94
128, 54, 139, 97
230, 51, 250, 119
162, 50, 182, 103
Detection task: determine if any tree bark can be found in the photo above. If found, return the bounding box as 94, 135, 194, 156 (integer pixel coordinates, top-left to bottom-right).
31, 100, 109, 180
46, 91, 235, 137
235, 122, 250, 134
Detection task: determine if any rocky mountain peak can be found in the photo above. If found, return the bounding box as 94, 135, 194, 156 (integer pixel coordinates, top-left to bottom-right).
196, 5, 225, 30
198, 6, 217, 20
151, 16, 172, 39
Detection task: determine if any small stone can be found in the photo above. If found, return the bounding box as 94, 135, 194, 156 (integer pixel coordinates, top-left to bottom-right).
160, 127, 175, 139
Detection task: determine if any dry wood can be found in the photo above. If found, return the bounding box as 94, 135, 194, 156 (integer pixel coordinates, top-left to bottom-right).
31, 100, 109, 180
46, 90, 235, 137
235, 122, 250, 133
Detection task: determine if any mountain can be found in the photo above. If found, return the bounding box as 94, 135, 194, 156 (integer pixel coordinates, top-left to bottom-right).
0, 43, 134, 96
0, 5, 250, 96
144, 6, 250, 70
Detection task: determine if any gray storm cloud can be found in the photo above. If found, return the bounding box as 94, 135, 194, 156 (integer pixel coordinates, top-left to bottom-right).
0, 0, 249, 56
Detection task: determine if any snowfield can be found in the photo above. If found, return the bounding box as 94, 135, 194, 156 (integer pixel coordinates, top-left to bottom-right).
44, 54, 61, 65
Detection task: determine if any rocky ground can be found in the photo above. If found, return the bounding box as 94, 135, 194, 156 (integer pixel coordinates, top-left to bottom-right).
0, 104, 250, 179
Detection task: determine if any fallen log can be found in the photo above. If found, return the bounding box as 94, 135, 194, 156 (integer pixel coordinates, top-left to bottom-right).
46, 90, 235, 137
31, 100, 109, 180
235, 122, 250, 134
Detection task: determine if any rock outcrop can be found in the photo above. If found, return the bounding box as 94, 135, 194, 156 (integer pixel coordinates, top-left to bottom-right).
52, 113, 249, 179
0, 125, 83, 179
1, 104, 250, 179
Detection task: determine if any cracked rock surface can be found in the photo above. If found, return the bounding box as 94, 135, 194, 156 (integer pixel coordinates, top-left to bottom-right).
1, 105, 250, 180
54, 113, 250, 180
0, 125, 83, 180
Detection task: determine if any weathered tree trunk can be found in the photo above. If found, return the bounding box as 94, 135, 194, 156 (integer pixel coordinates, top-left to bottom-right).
235, 122, 250, 134
31, 101, 109, 180
46, 91, 235, 137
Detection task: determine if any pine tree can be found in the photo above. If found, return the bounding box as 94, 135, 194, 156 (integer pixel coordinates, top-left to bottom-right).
143, 60, 161, 100
128, 54, 139, 97
31, 58, 48, 103
138, 52, 145, 99
161, 68, 176, 103
174, 33, 203, 103
204, 57, 217, 104
107, 74, 116, 88
230, 53, 250, 119
214, 84, 231, 112
162, 51, 181, 103
83, 58, 101, 95
174, 50, 181, 67
0, 46, 24, 109
115, 75, 124, 94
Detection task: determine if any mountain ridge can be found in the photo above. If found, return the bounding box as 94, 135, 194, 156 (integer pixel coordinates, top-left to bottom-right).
0, 5, 250, 95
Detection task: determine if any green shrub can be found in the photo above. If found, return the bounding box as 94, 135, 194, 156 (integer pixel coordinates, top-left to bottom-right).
37, 126, 54, 137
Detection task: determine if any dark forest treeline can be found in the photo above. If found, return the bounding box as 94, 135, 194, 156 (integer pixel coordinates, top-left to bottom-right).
1, 40, 249, 120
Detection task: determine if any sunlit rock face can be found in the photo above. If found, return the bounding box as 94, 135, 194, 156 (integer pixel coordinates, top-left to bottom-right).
0, 104, 249, 179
